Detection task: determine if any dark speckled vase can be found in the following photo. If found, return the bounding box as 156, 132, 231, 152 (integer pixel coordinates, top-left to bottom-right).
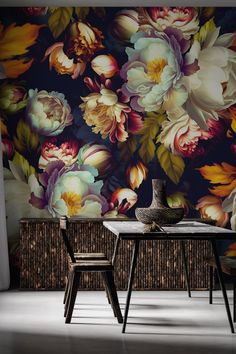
135, 179, 184, 225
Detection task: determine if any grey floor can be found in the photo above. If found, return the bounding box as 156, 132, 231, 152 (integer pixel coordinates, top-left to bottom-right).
0, 290, 236, 354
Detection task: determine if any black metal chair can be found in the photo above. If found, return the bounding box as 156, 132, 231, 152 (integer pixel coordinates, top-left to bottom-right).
206, 255, 236, 322
59, 216, 123, 324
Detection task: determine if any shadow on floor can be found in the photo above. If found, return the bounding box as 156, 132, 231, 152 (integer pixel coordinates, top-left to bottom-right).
0, 329, 234, 354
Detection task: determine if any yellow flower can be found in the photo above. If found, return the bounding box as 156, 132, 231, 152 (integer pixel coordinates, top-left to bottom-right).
196, 195, 229, 227
80, 89, 129, 143
126, 161, 148, 190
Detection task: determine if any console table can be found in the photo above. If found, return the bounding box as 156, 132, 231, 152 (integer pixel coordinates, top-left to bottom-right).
20, 218, 212, 290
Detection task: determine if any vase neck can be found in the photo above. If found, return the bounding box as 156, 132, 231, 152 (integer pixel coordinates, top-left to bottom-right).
150, 179, 169, 208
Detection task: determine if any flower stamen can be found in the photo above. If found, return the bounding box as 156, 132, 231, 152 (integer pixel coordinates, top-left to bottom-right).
147, 58, 167, 83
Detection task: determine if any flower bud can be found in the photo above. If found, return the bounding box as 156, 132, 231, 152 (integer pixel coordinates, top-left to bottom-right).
44, 42, 85, 79
0, 83, 27, 115
110, 188, 137, 214
110, 10, 139, 41
91, 54, 118, 78
126, 161, 148, 190
78, 142, 113, 177
196, 195, 229, 227
167, 192, 190, 216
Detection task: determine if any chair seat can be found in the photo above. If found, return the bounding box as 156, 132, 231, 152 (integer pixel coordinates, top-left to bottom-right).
206, 256, 236, 276
74, 252, 107, 260
70, 259, 114, 271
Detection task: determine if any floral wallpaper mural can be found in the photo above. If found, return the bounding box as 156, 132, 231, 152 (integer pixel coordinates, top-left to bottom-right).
1, 6, 236, 265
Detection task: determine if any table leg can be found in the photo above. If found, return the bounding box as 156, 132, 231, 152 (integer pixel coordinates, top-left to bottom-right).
211, 240, 234, 333
122, 239, 140, 333
180, 241, 191, 297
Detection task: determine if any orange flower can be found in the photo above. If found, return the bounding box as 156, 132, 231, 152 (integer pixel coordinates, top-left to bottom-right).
198, 163, 236, 197
196, 195, 229, 227
44, 42, 85, 79
126, 161, 148, 190
0, 23, 44, 78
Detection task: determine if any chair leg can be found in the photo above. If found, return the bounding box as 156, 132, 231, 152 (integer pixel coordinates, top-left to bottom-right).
64, 270, 73, 317
103, 271, 123, 324
102, 273, 114, 313
65, 271, 81, 324
63, 273, 70, 304
209, 266, 213, 304
234, 280, 236, 323
105, 286, 111, 305
102, 273, 115, 316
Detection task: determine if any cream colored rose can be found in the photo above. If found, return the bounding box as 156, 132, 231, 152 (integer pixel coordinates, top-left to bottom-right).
26, 89, 73, 136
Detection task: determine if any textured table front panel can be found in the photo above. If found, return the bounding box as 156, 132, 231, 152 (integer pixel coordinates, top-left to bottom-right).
20, 219, 212, 290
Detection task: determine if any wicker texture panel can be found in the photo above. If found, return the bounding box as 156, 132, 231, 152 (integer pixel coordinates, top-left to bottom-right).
20, 219, 212, 290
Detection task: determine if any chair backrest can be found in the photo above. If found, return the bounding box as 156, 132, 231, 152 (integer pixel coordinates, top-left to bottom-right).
59, 216, 76, 263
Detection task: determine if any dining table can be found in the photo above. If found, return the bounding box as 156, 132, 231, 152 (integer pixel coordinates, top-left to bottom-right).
103, 220, 236, 333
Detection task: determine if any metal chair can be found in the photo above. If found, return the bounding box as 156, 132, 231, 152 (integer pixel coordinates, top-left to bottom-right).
59, 216, 123, 324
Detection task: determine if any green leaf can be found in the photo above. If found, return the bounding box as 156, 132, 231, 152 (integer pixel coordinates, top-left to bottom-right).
193, 18, 216, 46
13, 119, 39, 155
74, 7, 90, 20
48, 7, 73, 38
118, 135, 138, 162
9, 152, 36, 182
138, 112, 166, 164
156, 144, 185, 184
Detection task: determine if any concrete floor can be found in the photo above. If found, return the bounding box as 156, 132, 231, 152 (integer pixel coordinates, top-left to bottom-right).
0, 290, 235, 354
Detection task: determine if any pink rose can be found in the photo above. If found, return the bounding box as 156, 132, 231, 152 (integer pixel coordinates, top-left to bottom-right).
39, 138, 79, 169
